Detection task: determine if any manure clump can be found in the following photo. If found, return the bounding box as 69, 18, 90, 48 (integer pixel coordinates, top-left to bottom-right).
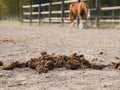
112, 61, 120, 70
0, 51, 118, 73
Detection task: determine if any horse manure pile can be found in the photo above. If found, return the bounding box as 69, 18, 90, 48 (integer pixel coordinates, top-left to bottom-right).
0, 52, 120, 73
112, 61, 120, 70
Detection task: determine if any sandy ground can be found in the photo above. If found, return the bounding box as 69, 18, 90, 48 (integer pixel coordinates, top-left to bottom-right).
0, 22, 120, 90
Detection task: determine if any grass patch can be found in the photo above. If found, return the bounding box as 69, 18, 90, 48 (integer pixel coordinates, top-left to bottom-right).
0, 20, 119, 30
85, 23, 120, 30
0, 20, 21, 26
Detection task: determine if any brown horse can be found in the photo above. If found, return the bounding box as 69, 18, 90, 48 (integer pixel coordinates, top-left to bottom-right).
69, 0, 90, 29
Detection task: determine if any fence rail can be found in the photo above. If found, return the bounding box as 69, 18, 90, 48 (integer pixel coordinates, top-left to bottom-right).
21, 0, 120, 26
101, 6, 120, 11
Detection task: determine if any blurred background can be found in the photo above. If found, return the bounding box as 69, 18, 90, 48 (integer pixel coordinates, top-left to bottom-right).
0, 0, 119, 24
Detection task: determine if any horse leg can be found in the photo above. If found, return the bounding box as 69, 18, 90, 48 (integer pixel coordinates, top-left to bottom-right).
71, 19, 74, 28
71, 15, 76, 28
69, 11, 75, 29
78, 15, 84, 29
87, 9, 91, 19
70, 17, 75, 28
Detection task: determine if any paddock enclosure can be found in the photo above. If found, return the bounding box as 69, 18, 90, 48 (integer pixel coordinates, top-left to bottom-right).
21, 0, 120, 26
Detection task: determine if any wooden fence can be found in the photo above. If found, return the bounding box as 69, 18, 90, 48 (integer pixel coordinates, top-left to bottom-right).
21, 0, 120, 26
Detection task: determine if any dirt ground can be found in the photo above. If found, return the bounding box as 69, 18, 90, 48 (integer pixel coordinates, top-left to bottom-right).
0, 22, 120, 90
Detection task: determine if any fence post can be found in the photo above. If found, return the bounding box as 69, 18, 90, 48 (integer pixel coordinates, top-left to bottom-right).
112, 10, 115, 24
30, 0, 32, 26
0, 6, 1, 20
20, 6, 23, 25
38, 0, 41, 25
61, 0, 64, 24
95, 0, 99, 27
49, 0, 52, 24
77, 0, 80, 28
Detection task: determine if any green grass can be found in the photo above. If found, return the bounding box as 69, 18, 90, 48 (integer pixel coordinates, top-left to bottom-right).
0, 20, 21, 26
